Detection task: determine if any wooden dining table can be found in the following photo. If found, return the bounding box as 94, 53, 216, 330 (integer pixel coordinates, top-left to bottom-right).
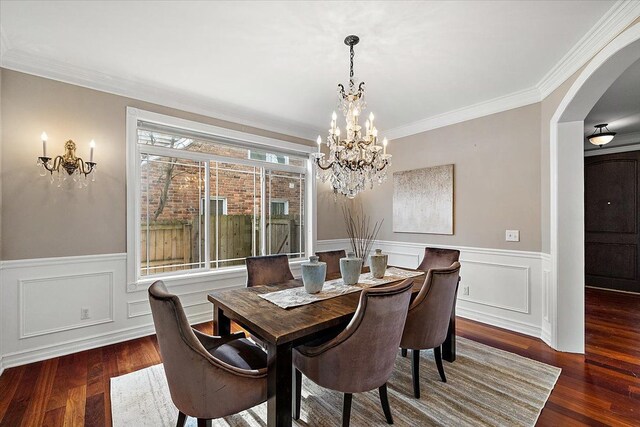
207, 266, 457, 427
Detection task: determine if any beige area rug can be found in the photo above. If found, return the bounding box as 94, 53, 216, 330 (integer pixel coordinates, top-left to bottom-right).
110, 337, 560, 427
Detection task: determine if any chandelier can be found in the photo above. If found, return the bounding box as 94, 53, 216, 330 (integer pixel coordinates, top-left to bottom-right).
313, 35, 391, 199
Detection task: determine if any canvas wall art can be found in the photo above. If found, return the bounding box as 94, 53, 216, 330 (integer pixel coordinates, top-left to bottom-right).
393, 164, 454, 234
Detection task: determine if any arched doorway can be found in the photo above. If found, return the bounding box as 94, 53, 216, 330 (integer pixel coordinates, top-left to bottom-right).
550, 23, 640, 353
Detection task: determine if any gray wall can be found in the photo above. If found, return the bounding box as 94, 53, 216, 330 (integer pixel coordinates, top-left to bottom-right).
0, 69, 314, 260
350, 104, 542, 251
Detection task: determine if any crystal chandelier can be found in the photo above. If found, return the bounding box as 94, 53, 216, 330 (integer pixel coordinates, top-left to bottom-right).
313, 35, 391, 199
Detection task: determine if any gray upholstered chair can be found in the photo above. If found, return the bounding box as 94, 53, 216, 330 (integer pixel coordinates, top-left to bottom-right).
315, 249, 346, 275
245, 254, 294, 287
400, 262, 461, 398
148, 281, 267, 427
293, 279, 414, 427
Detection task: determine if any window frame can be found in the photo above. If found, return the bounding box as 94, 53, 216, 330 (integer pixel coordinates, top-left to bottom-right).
126, 107, 316, 290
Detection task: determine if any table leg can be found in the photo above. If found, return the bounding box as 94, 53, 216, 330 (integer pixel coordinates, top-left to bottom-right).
213, 305, 230, 336
443, 303, 456, 362
266, 341, 293, 427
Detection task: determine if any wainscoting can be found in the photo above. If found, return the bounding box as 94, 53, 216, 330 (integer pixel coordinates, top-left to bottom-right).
0, 241, 550, 375
319, 239, 549, 343
0, 254, 306, 374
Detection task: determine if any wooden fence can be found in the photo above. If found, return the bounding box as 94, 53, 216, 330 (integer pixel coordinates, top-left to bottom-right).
141, 215, 302, 274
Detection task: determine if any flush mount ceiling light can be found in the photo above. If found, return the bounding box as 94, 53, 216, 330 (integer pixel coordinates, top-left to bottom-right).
312, 35, 391, 199
587, 124, 616, 147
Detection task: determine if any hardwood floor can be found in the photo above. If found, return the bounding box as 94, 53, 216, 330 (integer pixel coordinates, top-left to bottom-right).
0, 287, 638, 426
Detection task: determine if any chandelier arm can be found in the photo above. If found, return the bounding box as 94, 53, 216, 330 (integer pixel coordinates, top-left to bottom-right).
314, 158, 334, 171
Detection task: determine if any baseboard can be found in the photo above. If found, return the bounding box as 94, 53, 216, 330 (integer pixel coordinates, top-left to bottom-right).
586, 285, 640, 295
457, 306, 542, 339
0, 311, 212, 371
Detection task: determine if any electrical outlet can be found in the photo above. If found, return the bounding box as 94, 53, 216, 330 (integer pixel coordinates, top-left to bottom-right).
505, 230, 520, 242
81, 307, 90, 320
463, 286, 470, 296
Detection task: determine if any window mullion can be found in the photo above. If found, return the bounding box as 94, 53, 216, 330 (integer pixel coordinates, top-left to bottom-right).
260, 167, 266, 256
204, 161, 210, 271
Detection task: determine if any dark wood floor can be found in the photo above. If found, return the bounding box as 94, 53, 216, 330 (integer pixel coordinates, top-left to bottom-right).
0, 287, 638, 426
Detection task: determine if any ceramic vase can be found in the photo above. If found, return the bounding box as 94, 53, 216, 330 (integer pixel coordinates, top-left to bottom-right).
370, 249, 388, 279
340, 252, 363, 285
301, 256, 326, 294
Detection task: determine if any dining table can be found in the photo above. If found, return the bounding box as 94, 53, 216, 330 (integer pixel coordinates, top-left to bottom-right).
207, 265, 457, 427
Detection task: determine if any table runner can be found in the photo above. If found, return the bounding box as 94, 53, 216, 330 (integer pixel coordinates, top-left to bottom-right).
258, 267, 424, 309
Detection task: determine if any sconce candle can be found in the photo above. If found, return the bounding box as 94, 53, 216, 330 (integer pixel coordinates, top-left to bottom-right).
41, 132, 48, 157
89, 140, 95, 162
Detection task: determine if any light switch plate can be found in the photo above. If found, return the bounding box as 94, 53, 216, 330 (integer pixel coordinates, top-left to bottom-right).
506, 230, 520, 242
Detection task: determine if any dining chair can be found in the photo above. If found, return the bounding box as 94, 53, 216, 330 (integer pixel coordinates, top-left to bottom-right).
293, 279, 414, 427
400, 247, 461, 358
245, 253, 294, 287
148, 281, 267, 427
399, 262, 461, 398
417, 247, 460, 273
315, 249, 346, 275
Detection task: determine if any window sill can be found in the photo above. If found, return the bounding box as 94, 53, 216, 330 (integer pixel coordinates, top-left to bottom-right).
127, 258, 307, 292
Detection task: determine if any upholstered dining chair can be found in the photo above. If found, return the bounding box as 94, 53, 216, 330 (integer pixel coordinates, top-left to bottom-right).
245, 254, 294, 287
400, 262, 461, 398
148, 281, 267, 427
417, 247, 460, 273
400, 247, 461, 358
293, 279, 414, 427
315, 249, 346, 275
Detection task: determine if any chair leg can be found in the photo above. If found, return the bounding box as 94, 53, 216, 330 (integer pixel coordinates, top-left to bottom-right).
293, 369, 302, 420
176, 411, 187, 427
401, 348, 407, 357
412, 349, 420, 398
434, 346, 447, 383
342, 393, 353, 427
196, 419, 211, 427
379, 383, 394, 424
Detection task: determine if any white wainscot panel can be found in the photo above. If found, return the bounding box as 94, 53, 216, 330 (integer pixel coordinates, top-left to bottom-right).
20, 272, 114, 338
458, 260, 530, 314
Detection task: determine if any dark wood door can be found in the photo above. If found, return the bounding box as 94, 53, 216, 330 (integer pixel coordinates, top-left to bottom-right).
585, 151, 640, 293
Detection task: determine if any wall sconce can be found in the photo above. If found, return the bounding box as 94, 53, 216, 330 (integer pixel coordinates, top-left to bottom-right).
37, 132, 97, 187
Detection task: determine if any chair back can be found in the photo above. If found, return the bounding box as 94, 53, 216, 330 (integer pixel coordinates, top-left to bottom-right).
417, 247, 460, 272
304, 279, 413, 393
401, 262, 461, 350
315, 249, 346, 275
148, 281, 266, 419
245, 254, 294, 287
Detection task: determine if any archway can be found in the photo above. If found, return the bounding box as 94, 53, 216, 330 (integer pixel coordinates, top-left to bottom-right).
550, 23, 640, 353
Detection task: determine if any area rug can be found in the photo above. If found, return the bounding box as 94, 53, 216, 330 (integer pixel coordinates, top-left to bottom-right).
110, 337, 560, 426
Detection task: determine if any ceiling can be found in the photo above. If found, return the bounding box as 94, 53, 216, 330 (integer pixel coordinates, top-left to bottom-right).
0, 1, 627, 140
584, 57, 640, 147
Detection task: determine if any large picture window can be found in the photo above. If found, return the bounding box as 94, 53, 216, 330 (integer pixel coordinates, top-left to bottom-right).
128, 108, 314, 283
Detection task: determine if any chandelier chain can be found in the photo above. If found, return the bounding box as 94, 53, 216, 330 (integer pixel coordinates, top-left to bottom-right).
349, 44, 355, 91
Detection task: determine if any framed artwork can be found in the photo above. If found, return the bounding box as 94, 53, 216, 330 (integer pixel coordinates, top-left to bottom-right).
393, 164, 454, 234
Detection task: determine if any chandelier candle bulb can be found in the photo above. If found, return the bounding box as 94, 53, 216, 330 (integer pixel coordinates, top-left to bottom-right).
41, 132, 48, 157
316, 135, 322, 153
89, 140, 95, 162
383, 138, 388, 155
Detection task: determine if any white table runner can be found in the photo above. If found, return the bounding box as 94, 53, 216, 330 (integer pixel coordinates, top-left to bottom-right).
258, 267, 424, 309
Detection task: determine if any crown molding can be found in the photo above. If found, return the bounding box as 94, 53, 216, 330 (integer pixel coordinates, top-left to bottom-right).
0, 46, 321, 142
537, 0, 640, 99
384, 87, 541, 140
1, 1, 638, 142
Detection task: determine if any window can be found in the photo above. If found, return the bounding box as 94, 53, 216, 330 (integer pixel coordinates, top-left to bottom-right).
127, 108, 314, 283
270, 200, 289, 215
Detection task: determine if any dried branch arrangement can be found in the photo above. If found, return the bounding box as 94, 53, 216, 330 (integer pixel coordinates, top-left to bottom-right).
342, 205, 383, 260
